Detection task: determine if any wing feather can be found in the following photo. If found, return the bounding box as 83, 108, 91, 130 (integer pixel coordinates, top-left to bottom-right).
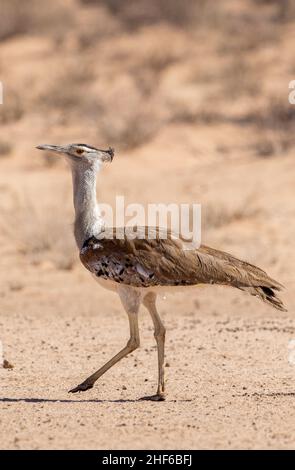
79, 227, 285, 310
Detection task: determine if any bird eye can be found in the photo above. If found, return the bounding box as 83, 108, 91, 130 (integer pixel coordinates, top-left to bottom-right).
76, 149, 84, 155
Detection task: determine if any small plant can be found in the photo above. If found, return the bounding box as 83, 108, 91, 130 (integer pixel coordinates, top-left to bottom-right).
0, 191, 77, 271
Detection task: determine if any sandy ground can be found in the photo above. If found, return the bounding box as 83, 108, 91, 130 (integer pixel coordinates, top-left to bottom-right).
1, 0, 295, 450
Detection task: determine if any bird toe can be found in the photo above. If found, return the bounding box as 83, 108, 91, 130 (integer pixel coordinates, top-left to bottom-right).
69, 382, 94, 393
139, 393, 166, 402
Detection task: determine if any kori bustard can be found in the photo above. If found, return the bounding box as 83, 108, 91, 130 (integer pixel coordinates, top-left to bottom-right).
37, 143, 286, 401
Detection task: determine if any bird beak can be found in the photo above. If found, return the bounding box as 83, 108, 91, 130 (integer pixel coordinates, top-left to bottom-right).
36, 144, 66, 154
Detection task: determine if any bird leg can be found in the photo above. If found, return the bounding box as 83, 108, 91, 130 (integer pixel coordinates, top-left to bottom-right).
141, 292, 166, 401
69, 287, 140, 393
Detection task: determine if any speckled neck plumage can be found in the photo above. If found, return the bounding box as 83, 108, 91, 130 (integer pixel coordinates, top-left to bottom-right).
70, 161, 105, 249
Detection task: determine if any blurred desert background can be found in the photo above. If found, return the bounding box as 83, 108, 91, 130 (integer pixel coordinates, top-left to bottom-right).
1, 0, 295, 450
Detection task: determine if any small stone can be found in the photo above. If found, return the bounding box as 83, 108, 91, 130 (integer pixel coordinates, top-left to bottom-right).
3, 359, 14, 369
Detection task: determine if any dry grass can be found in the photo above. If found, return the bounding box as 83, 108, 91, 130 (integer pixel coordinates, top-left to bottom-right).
0, 0, 75, 41
0, 141, 13, 158
247, 100, 295, 157
0, 192, 77, 271
203, 196, 261, 231
79, 0, 200, 28
38, 62, 96, 114
0, 90, 23, 124
99, 105, 161, 151
39, 60, 164, 149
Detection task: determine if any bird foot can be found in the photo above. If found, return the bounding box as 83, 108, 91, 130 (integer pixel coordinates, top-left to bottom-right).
139, 393, 166, 402
69, 381, 94, 393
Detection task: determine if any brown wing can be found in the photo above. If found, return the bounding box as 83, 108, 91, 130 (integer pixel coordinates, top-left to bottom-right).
79, 227, 283, 292
80, 227, 199, 287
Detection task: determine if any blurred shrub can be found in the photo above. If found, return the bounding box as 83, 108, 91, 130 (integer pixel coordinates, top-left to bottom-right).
0, 192, 76, 270
254, 0, 294, 21
254, 100, 295, 157
0, 141, 13, 158
0, 90, 23, 124
0, 0, 75, 40
79, 0, 200, 28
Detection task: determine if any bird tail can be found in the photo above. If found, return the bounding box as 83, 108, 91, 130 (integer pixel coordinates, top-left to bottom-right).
227, 259, 287, 312
198, 245, 287, 312
238, 284, 286, 312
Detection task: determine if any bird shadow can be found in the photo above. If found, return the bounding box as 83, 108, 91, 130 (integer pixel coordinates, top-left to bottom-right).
0, 397, 193, 404
2, 392, 293, 404
0, 397, 138, 404
236, 391, 295, 398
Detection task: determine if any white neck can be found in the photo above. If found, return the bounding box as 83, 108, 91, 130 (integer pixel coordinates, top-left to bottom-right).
70, 161, 105, 249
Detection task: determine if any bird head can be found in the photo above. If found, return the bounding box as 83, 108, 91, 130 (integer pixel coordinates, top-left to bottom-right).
36, 143, 114, 167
